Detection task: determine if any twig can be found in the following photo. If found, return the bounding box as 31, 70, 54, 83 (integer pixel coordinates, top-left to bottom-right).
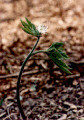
0, 18, 15, 22
0, 69, 48, 79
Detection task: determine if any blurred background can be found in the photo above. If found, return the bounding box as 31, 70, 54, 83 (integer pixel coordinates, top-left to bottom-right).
0, 0, 84, 119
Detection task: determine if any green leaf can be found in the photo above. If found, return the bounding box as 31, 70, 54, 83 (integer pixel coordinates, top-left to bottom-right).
49, 52, 70, 68
57, 65, 72, 74
58, 49, 69, 59
25, 17, 33, 28
21, 18, 41, 37
21, 19, 29, 28
46, 42, 72, 74
21, 19, 32, 31
25, 17, 40, 35
48, 53, 71, 74
22, 27, 33, 35
48, 42, 64, 50
48, 48, 64, 60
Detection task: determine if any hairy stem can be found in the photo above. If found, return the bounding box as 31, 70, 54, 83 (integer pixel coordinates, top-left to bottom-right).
16, 37, 40, 120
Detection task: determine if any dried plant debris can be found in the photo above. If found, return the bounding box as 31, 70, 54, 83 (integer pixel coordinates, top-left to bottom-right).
0, 0, 84, 119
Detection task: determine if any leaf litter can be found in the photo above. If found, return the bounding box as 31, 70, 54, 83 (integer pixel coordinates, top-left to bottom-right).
0, 0, 84, 119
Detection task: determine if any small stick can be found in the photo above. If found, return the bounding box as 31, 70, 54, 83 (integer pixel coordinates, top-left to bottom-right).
0, 69, 48, 79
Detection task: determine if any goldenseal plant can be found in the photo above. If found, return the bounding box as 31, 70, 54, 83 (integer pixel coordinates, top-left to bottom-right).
17, 18, 72, 119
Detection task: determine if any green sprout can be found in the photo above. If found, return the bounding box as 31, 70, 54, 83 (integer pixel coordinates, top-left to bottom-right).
17, 18, 72, 120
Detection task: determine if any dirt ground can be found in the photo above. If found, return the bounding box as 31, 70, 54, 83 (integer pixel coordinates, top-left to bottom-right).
0, 0, 84, 120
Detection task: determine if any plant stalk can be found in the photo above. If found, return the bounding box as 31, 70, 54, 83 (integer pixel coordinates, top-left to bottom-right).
32, 50, 46, 56
16, 37, 40, 120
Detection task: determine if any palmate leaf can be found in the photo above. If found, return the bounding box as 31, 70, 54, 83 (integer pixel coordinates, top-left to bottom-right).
58, 48, 69, 59
22, 27, 34, 36
25, 17, 37, 32
47, 42, 69, 60
48, 53, 71, 74
46, 42, 72, 74
49, 42, 64, 49
20, 18, 41, 37
48, 48, 65, 60
21, 19, 32, 32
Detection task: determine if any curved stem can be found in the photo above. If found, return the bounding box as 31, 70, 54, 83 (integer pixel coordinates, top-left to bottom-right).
31, 50, 46, 56
16, 37, 40, 120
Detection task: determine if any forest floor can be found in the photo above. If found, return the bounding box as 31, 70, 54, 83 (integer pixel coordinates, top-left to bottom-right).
0, 0, 84, 120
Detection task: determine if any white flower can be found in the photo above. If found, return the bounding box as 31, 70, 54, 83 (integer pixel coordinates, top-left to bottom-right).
37, 24, 48, 34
